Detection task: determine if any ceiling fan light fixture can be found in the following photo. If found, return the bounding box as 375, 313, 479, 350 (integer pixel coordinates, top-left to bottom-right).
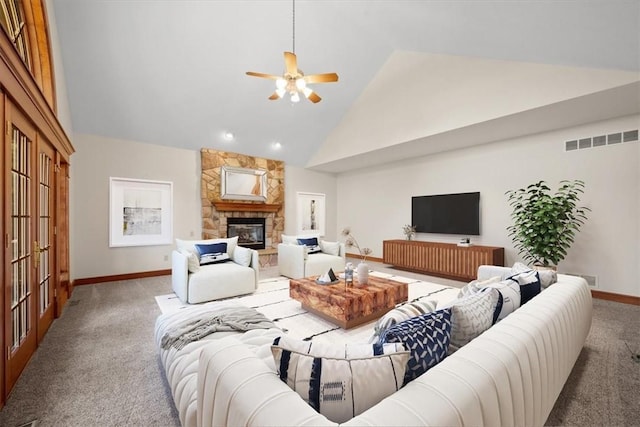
245, 0, 338, 104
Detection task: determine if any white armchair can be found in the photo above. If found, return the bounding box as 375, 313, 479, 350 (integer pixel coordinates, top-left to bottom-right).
278, 237, 346, 279
172, 237, 259, 304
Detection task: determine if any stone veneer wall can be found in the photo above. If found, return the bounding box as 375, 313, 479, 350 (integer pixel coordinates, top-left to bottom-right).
201, 149, 285, 249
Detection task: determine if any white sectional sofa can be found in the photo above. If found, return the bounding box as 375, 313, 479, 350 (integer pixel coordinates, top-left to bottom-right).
155, 267, 593, 426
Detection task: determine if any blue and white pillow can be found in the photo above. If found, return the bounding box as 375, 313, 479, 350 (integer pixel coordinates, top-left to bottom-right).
297, 237, 321, 254
512, 261, 556, 289
485, 279, 521, 322
194, 243, 230, 265
271, 337, 408, 423
370, 299, 438, 343
380, 308, 452, 385
508, 269, 541, 305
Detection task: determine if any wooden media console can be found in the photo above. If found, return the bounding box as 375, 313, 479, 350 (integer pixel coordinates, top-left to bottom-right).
383, 240, 504, 281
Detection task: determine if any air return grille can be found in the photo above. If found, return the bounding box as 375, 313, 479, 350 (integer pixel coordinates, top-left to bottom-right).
564, 273, 597, 288
565, 129, 638, 152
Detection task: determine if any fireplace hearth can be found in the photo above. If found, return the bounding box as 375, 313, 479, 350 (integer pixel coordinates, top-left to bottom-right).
227, 217, 266, 250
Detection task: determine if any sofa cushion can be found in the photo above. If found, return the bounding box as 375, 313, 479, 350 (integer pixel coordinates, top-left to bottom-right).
457, 275, 502, 298
187, 261, 256, 303
448, 288, 499, 348
512, 261, 557, 288
380, 308, 452, 385
370, 298, 438, 343
231, 245, 253, 267
195, 243, 230, 265
176, 236, 238, 257
319, 240, 340, 256
485, 279, 521, 321
281, 234, 320, 245
297, 237, 321, 254
271, 337, 408, 423
508, 269, 541, 305
179, 249, 201, 273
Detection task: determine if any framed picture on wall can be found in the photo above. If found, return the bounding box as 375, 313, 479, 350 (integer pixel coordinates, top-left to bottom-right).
109, 177, 173, 247
296, 192, 325, 236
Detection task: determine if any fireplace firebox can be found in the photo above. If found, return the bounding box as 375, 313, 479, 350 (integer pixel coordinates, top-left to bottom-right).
227, 217, 266, 250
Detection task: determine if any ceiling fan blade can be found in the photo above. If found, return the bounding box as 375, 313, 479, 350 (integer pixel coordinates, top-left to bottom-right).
284, 51, 298, 76
307, 91, 322, 103
304, 73, 339, 84
268, 92, 281, 100
246, 71, 281, 80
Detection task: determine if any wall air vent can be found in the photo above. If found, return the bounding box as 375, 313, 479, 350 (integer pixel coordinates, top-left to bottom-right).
623, 130, 638, 142
565, 129, 638, 152
565, 273, 597, 288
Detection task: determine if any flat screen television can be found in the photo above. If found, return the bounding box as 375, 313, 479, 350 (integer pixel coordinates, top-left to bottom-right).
411, 192, 480, 235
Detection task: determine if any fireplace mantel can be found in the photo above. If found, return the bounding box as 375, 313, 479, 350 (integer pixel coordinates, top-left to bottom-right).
213, 202, 281, 213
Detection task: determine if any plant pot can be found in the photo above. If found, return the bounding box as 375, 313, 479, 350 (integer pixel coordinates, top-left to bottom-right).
357, 262, 369, 285
533, 264, 557, 272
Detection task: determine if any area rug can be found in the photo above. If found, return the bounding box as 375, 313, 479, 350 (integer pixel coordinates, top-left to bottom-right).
155, 271, 461, 344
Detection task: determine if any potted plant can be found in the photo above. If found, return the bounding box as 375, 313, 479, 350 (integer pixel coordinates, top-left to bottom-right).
505, 180, 590, 268
402, 224, 416, 240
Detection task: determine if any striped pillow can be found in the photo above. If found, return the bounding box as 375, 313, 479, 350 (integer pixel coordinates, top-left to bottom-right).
271, 337, 408, 423
370, 299, 438, 343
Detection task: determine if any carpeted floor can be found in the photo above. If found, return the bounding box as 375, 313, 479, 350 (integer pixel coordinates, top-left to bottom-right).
0, 265, 638, 427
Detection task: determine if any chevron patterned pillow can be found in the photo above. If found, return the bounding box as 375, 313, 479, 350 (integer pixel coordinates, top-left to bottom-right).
370, 298, 438, 343
449, 288, 500, 348
380, 308, 452, 385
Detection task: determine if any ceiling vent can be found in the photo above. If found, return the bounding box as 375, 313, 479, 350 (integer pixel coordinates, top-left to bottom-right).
565, 129, 638, 152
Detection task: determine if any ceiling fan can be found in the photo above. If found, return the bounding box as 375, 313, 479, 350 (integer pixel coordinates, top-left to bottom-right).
246, 1, 339, 103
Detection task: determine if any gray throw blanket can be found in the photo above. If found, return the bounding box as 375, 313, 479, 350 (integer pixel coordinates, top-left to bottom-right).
161, 305, 277, 350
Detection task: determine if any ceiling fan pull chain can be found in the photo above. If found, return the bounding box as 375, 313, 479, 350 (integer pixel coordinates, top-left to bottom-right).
292, 0, 295, 54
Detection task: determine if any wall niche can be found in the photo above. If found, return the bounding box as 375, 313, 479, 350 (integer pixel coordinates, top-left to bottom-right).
201, 149, 284, 249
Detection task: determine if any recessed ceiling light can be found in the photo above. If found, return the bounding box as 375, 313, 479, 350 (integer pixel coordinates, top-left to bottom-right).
272, 141, 282, 150
223, 131, 235, 141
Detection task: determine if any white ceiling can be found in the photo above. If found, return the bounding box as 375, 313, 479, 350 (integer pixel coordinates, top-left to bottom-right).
51, 0, 640, 172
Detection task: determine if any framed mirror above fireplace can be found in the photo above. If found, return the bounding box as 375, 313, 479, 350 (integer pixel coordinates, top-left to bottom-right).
227, 217, 266, 250
220, 166, 267, 202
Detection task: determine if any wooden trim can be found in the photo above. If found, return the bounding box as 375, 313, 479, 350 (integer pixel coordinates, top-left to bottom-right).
0, 26, 73, 159
73, 269, 171, 286
213, 202, 281, 212
591, 290, 640, 306
345, 252, 383, 263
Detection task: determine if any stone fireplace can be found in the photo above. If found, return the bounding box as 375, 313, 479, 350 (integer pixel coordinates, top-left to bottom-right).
200, 149, 284, 267
227, 217, 266, 250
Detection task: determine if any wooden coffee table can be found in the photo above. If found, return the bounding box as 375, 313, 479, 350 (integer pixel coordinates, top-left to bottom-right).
289, 275, 408, 329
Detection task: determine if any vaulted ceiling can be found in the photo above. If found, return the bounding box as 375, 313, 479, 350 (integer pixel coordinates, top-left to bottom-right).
51, 1, 639, 173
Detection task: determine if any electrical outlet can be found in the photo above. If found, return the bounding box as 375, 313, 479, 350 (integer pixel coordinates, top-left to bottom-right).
164, 255, 168, 261
190, 230, 194, 237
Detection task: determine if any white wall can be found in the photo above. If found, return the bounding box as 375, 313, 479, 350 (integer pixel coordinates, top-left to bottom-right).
337, 115, 640, 297
45, 0, 73, 135
70, 137, 339, 279
70, 134, 201, 279
283, 165, 338, 240
311, 51, 638, 167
